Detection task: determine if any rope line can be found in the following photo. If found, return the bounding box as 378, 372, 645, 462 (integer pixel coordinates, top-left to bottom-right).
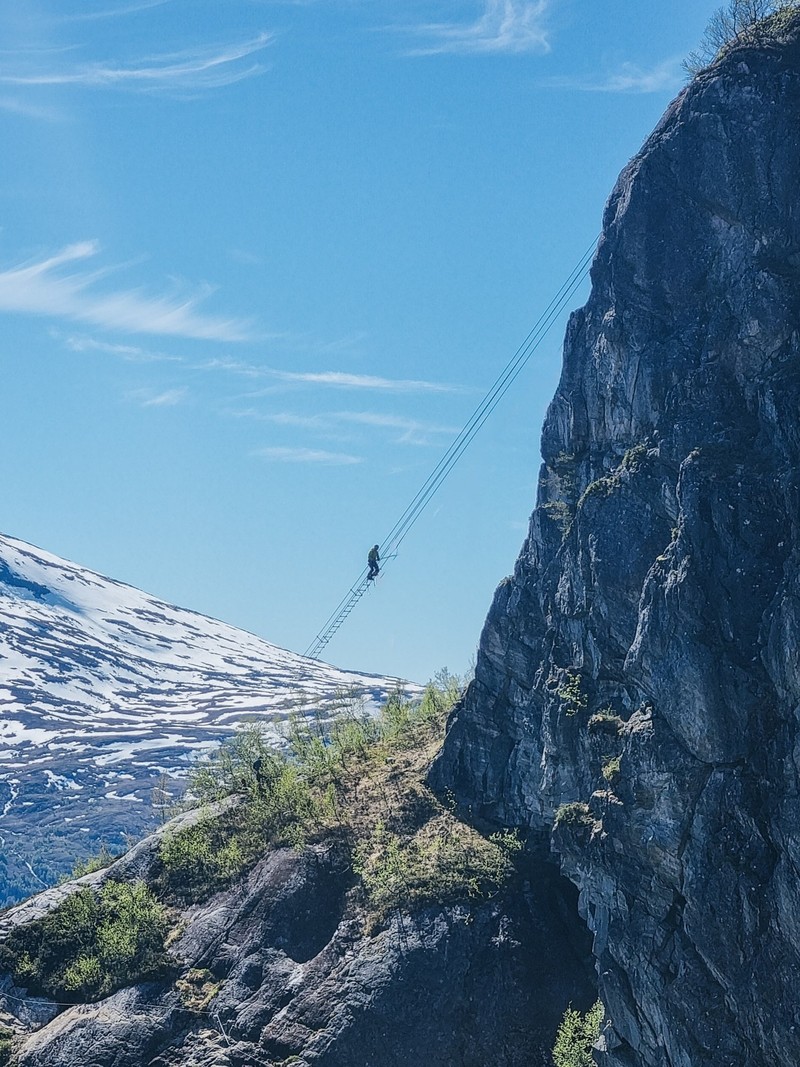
305, 237, 598, 660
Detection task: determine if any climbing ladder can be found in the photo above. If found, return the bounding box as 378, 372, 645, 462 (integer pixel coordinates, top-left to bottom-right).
304, 570, 373, 660
304, 237, 599, 661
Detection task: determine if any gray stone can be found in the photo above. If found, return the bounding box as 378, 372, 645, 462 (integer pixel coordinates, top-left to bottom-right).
2, 826, 594, 1066
434, 14, 800, 1067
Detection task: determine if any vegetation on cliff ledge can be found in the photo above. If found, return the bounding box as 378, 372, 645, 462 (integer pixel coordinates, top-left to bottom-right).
684, 0, 800, 74
553, 999, 604, 1067
0, 1027, 13, 1067
157, 673, 520, 923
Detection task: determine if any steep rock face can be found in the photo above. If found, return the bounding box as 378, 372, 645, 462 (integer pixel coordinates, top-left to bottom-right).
435, 18, 800, 1067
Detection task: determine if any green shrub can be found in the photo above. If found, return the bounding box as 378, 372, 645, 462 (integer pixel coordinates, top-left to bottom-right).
190, 721, 281, 803
160, 674, 464, 905
763, 1, 800, 32
288, 702, 380, 788
0, 881, 170, 1002
553, 1000, 604, 1067
578, 476, 617, 507
158, 761, 325, 902
418, 668, 463, 720
0, 1026, 14, 1067
68, 843, 118, 880
542, 500, 572, 537
577, 443, 651, 509
542, 452, 579, 537
602, 757, 621, 784
554, 803, 594, 831
176, 967, 221, 1011
488, 828, 524, 855
557, 671, 588, 717
158, 819, 242, 900
547, 452, 579, 498
353, 815, 514, 922
328, 709, 381, 768
588, 710, 624, 734
619, 443, 649, 473
62, 953, 103, 993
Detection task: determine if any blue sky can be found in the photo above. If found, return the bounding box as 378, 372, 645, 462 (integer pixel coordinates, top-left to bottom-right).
1, 0, 720, 683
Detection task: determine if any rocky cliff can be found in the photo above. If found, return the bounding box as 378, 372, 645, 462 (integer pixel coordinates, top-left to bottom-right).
434, 12, 800, 1067
3, 14, 800, 1067
0, 845, 590, 1067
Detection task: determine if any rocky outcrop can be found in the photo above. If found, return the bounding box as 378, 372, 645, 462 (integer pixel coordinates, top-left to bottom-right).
0, 828, 593, 1066
434, 14, 800, 1067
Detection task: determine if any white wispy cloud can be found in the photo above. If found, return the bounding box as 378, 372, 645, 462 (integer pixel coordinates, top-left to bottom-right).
407, 0, 551, 56
254, 446, 362, 465
230, 407, 458, 444
199, 356, 268, 377
268, 370, 462, 393
59, 0, 174, 22
227, 248, 265, 267
0, 33, 273, 93
546, 57, 684, 94
334, 411, 457, 444
309, 331, 369, 356
193, 330, 369, 371
256, 411, 327, 429
145, 388, 186, 406
0, 242, 253, 342
134, 387, 187, 407
64, 334, 182, 362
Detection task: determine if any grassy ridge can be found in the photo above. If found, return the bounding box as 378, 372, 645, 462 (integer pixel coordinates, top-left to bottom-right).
157, 674, 521, 921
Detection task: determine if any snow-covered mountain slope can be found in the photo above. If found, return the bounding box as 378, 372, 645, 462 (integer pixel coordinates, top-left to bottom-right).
0, 532, 415, 905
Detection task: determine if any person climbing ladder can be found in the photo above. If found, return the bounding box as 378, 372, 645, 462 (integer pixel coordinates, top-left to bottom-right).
367, 544, 380, 581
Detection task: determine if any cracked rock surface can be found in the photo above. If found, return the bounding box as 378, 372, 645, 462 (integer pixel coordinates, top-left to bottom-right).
1, 840, 593, 1067
434, 16, 800, 1067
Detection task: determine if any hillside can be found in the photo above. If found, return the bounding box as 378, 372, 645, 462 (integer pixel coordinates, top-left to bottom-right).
0, 685, 594, 1066
0, 532, 413, 904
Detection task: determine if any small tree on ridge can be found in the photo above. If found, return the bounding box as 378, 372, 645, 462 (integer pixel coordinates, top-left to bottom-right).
684, 0, 797, 74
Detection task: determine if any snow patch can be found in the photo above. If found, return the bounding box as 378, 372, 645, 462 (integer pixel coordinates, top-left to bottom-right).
43, 770, 82, 792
